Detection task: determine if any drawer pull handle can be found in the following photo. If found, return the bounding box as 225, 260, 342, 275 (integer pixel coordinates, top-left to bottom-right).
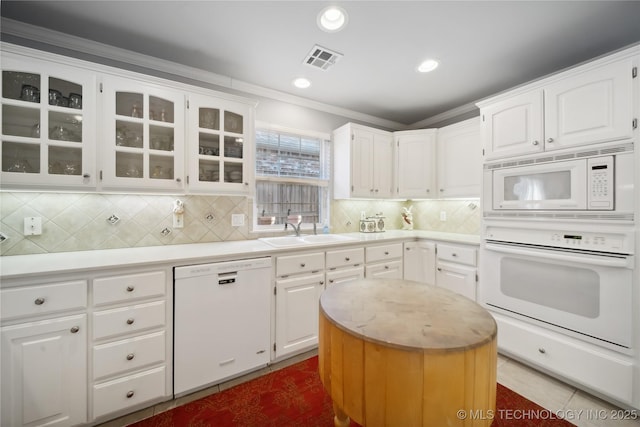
126, 390, 135, 399
300, 263, 306, 267
126, 318, 135, 325
126, 286, 135, 292
34, 297, 45, 305
70, 326, 80, 333
345, 257, 350, 261
538, 348, 546, 354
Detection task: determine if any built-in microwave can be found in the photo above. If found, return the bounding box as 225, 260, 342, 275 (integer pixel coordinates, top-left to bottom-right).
483, 143, 634, 217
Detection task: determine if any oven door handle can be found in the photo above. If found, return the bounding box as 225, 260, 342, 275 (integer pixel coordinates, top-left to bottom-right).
484, 243, 633, 268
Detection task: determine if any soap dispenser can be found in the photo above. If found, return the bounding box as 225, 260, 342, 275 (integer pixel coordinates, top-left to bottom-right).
322, 220, 330, 234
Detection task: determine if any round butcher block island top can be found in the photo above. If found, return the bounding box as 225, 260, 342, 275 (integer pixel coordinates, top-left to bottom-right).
318, 279, 498, 427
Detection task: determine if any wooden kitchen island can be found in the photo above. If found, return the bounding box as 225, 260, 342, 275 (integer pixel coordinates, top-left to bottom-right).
318, 279, 497, 427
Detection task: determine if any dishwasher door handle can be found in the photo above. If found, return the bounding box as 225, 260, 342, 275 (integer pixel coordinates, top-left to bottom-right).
218, 271, 238, 285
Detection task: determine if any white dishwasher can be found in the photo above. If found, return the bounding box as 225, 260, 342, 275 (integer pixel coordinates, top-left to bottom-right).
174, 257, 272, 396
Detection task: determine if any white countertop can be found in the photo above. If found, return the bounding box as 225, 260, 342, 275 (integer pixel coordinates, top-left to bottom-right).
0, 230, 479, 280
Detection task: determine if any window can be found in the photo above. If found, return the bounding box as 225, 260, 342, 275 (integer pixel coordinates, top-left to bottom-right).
255, 125, 330, 230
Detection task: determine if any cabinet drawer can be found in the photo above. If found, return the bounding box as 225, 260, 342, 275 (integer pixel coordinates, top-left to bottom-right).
276, 252, 324, 277
1, 280, 87, 321
93, 331, 165, 380
93, 301, 165, 340
495, 313, 633, 404
365, 260, 403, 279
326, 247, 364, 270
366, 243, 403, 263
437, 243, 476, 266
93, 271, 165, 307
92, 366, 166, 419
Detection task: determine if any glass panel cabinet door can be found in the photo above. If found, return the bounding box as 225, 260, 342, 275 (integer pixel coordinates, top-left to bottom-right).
1, 53, 96, 188
101, 76, 184, 190
187, 93, 253, 193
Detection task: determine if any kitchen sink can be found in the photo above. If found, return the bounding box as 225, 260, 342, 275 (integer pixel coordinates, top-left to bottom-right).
259, 234, 356, 247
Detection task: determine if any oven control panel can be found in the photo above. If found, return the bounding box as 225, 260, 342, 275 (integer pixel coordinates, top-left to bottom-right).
484, 225, 633, 254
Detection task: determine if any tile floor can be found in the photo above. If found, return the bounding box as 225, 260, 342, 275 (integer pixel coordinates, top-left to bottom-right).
99, 349, 639, 427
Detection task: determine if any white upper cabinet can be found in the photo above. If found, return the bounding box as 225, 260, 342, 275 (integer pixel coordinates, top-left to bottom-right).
395, 129, 436, 199
436, 117, 482, 198
186, 93, 253, 194
1, 51, 97, 189
480, 90, 544, 159
480, 53, 636, 160
100, 75, 185, 191
333, 123, 393, 199
544, 58, 633, 149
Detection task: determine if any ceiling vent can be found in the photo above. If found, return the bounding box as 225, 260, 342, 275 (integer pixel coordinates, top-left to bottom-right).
303, 45, 343, 71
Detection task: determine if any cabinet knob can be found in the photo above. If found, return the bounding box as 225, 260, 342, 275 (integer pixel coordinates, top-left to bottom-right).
452, 253, 458, 257
384, 265, 389, 269
82, 173, 90, 178
532, 140, 539, 146
329, 279, 334, 283
345, 257, 350, 261
384, 251, 389, 255
319, 281, 324, 285
406, 247, 411, 251
426, 189, 430, 193
126, 353, 135, 361
126, 390, 135, 399
437, 267, 442, 272
126, 318, 135, 325
34, 297, 45, 305
300, 263, 306, 268
538, 348, 546, 354
547, 138, 554, 143
70, 326, 80, 334
176, 178, 182, 183
375, 189, 379, 193
244, 182, 249, 186
440, 189, 444, 192
126, 286, 135, 292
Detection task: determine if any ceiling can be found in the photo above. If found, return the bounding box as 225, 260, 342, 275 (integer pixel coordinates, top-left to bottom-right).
2, 1, 640, 128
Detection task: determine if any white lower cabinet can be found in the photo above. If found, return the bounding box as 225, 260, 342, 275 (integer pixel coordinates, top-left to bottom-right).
274, 252, 325, 359
365, 243, 403, 279
1, 314, 88, 427
90, 269, 171, 422
403, 241, 436, 284
494, 312, 633, 404
436, 243, 477, 300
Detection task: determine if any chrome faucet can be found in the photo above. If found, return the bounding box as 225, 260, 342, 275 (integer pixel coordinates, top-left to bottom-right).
284, 214, 302, 236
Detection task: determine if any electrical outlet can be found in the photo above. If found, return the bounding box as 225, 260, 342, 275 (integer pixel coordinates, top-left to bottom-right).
24, 217, 42, 235
173, 214, 184, 228
439, 211, 447, 221
231, 214, 245, 227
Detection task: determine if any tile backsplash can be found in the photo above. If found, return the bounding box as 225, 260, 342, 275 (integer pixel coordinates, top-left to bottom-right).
0, 192, 252, 256
331, 199, 481, 235
1, 192, 480, 256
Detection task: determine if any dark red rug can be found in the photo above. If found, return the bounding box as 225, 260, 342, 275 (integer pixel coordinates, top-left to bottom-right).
128, 356, 573, 426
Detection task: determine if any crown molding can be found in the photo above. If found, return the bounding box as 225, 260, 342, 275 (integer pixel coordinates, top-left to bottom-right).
1, 17, 408, 131
408, 102, 478, 129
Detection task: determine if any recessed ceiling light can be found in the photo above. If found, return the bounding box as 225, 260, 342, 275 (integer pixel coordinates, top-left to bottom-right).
293, 78, 311, 89
317, 6, 348, 32
417, 59, 439, 73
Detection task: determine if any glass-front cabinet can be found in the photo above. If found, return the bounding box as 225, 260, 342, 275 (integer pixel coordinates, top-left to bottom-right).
101, 75, 184, 190
187, 93, 253, 193
1, 53, 96, 188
